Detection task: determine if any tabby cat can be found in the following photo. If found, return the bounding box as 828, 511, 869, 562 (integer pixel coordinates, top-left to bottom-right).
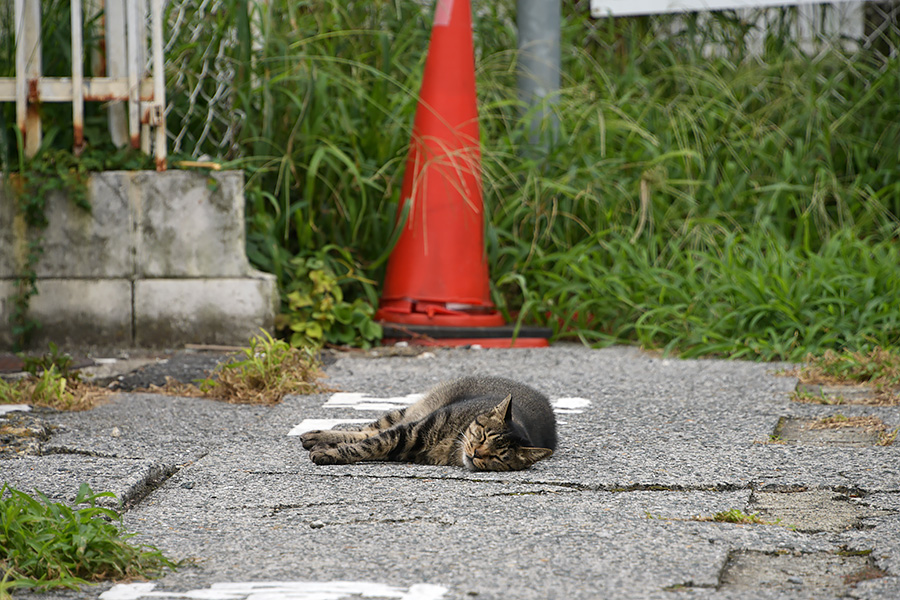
300, 376, 557, 471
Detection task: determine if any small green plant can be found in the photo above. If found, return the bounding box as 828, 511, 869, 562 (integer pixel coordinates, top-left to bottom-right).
195, 330, 332, 404
710, 509, 766, 524
790, 388, 845, 405
21, 342, 78, 380
0, 365, 107, 411
275, 251, 382, 350
0, 483, 178, 598
0, 344, 110, 410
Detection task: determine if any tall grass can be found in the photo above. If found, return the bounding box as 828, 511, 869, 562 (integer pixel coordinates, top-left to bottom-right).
505, 228, 900, 359
3, 0, 899, 359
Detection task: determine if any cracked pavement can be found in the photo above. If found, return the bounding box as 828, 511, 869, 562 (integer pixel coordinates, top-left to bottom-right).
3, 344, 900, 599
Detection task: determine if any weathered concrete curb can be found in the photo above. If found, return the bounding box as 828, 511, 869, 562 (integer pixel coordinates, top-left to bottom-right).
0, 171, 277, 349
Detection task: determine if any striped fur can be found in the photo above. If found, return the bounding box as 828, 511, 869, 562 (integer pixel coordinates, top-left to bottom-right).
300, 376, 557, 471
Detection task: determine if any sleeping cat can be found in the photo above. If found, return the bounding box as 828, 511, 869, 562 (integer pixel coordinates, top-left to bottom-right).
300, 376, 557, 471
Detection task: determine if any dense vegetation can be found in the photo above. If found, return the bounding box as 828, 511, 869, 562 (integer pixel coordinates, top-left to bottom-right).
2, 0, 899, 360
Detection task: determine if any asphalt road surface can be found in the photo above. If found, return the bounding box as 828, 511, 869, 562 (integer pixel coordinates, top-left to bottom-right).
3, 344, 899, 600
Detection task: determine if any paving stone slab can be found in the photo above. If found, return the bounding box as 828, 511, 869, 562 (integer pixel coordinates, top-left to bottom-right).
750, 489, 893, 533
774, 416, 884, 446
1, 454, 175, 508
720, 550, 879, 592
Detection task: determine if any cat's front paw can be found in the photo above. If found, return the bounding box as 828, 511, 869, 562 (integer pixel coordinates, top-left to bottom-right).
308, 445, 349, 465
300, 430, 329, 450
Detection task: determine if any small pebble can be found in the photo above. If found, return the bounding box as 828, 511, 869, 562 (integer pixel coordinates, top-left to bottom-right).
110, 426, 121, 438
787, 577, 803, 585
309, 520, 325, 529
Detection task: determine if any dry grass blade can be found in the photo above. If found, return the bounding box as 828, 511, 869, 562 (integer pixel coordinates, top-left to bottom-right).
844, 565, 888, 586
791, 386, 900, 406
797, 347, 900, 388
808, 414, 885, 431
788, 347, 900, 405
137, 376, 208, 399
807, 414, 898, 446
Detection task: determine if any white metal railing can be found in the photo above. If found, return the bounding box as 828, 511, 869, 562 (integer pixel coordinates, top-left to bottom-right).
0, 0, 167, 169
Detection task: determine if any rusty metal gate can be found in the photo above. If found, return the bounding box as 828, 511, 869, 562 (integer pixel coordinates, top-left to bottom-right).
0, 0, 167, 169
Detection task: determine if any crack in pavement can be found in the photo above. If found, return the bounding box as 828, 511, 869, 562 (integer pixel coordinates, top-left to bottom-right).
41, 445, 141, 460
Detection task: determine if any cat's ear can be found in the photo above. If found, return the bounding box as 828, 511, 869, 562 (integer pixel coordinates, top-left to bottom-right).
517, 446, 553, 466
494, 393, 513, 422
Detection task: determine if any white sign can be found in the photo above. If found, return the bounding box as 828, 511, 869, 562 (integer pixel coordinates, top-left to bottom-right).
591, 0, 841, 17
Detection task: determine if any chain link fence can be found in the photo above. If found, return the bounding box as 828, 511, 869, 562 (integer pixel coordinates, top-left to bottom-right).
162, 0, 899, 160
163, 0, 240, 159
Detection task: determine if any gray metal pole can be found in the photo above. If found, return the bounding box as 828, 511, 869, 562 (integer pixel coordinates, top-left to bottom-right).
517, 0, 561, 149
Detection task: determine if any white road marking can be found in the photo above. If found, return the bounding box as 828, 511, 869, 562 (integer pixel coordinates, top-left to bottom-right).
290, 393, 592, 435
0, 404, 31, 415
100, 581, 449, 600
288, 419, 371, 436
551, 397, 592, 414
323, 393, 424, 411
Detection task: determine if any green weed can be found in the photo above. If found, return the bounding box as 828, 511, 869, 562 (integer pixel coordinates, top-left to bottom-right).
0, 483, 177, 598
274, 247, 382, 349
0, 366, 110, 411
196, 330, 332, 404
138, 331, 331, 403
710, 509, 766, 524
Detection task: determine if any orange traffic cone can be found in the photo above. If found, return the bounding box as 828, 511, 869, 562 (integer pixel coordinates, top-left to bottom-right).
375, 0, 549, 348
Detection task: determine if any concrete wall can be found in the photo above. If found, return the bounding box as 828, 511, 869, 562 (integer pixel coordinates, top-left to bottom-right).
0, 170, 278, 349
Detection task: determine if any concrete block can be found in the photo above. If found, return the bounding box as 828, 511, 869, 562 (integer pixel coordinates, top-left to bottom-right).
0, 174, 133, 278
135, 171, 254, 278
0, 195, 24, 279
134, 275, 278, 347
1, 170, 279, 350
0, 279, 132, 348
0, 279, 16, 348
